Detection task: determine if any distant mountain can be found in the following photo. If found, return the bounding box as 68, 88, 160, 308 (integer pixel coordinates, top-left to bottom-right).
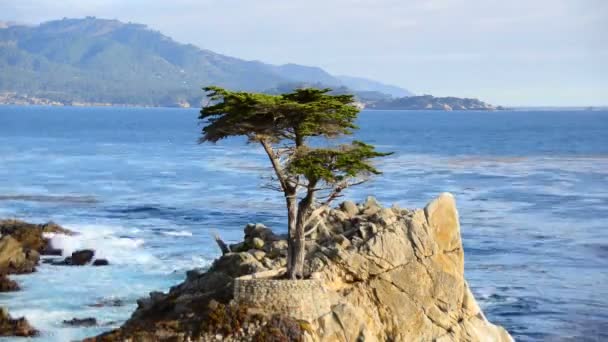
0, 17, 412, 107
0, 21, 22, 29
274, 64, 342, 86
337, 75, 413, 97
367, 95, 501, 111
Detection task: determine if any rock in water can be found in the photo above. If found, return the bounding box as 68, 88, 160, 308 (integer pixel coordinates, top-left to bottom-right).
88, 298, 125, 308
0, 308, 38, 337
63, 317, 97, 327
69, 249, 95, 265
93, 259, 109, 266
85, 193, 513, 342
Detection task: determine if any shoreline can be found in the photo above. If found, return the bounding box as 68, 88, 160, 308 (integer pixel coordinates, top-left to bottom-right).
2, 103, 607, 112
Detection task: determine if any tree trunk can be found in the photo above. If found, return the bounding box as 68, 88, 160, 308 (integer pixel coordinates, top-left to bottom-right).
285, 192, 297, 274
258, 138, 299, 274
290, 218, 305, 279
289, 190, 314, 279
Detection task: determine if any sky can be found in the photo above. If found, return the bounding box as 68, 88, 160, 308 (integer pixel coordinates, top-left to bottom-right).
1, 0, 607, 106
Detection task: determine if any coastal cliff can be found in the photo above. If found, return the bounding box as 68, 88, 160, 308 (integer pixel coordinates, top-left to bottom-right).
87, 193, 513, 341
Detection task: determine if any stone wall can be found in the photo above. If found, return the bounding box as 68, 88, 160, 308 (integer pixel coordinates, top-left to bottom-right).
233, 278, 331, 322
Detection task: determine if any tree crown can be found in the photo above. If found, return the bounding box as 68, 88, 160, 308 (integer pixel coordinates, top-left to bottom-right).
199, 86, 359, 145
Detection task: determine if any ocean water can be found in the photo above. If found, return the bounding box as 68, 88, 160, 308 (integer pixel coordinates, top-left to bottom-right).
0, 106, 607, 341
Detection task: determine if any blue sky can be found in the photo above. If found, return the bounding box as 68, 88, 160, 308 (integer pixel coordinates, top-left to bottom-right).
1, 0, 606, 106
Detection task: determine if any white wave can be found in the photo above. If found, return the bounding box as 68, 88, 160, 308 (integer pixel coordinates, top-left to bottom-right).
164, 254, 214, 274
45, 224, 156, 265
161, 230, 193, 237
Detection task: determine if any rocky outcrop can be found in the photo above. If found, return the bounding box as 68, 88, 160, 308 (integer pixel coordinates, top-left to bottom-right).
306, 193, 512, 341
0, 219, 74, 253
0, 308, 38, 337
0, 275, 19, 292
86, 193, 513, 342
0, 236, 37, 274
0, 219, 74, 337
0, 219, 74, 274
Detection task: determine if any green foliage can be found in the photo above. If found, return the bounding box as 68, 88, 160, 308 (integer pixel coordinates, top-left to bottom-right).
199, 84, 393, 216
199, 86, 284, 143
288, 142, 392, 184
199, 86, 391, 188
199, 87, 359, 145
280, 88, 359, 140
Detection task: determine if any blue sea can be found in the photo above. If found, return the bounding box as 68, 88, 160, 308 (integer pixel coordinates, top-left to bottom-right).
0, 106, 607, 341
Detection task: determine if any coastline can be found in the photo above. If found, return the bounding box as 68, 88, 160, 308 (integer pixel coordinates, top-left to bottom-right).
2, 102, 606, 112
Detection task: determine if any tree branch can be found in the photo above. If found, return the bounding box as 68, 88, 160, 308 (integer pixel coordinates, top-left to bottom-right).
301, 178, 369, 229
213, 232, 231, 255
259, 138, 292, 194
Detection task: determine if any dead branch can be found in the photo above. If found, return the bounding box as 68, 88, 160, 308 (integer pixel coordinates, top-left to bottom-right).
212, 232, 231, 255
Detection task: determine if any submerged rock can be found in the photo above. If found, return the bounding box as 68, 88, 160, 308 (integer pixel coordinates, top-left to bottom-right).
86, 193, 513, 342
71, 249, 95, 265
54, 249, 96, 266
0, 307, 38, 337
93, 259, 109, 266
63, 317, 97, 327
88, 298, 125, 308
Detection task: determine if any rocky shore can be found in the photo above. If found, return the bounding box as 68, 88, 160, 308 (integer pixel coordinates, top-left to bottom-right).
84, 193, 513, 341
0, 219, 110, 337
0, 219, 76, 336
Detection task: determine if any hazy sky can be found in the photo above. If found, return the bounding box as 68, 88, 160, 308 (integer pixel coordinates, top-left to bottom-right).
1, 0, 607, 106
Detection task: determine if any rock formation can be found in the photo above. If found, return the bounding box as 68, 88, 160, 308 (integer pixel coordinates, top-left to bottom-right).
0, 275, 19, 292
0, 308, 38, 337
0, 219, 74, 336
86, 193, 513, 342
